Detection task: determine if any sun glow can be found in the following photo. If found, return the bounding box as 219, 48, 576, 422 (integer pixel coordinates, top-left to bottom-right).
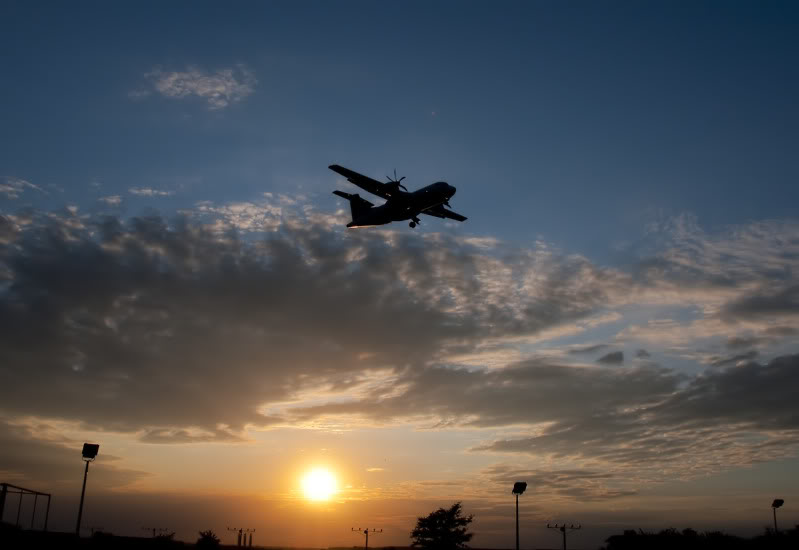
301, 468, 337, 501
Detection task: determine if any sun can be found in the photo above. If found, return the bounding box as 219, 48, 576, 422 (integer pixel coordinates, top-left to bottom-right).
301, 468, 337, 501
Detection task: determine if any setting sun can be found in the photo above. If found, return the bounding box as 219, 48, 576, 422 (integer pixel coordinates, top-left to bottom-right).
301, 468, 337, 501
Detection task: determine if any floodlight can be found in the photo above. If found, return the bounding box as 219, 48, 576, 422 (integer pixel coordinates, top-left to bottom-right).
82, 443, 99, 460
76, 442, 100, 535
512, 481, 527, 495
772, 499, 784, 508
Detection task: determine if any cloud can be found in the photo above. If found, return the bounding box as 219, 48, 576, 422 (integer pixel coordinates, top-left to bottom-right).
99, 195, 122, 206
137, 64, 257, 110
471, 355, 799, 480
596, 350, 624, 365
193, 200, 283, 232
1, 204, 798, 501
0, 418, 148, 491
707, 350, 759, 368
0, 177, 47, 199
482, 464, 637, 502
0, 206, 639, 441
128, 187, 174, 197
567, 343, 609, 355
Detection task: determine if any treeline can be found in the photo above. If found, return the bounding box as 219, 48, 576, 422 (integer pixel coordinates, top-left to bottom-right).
602, 526, 799, 550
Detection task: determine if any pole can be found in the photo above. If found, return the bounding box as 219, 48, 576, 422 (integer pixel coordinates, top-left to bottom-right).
365, 528, 369, 550
16, 491, 22, 526
75, 459, 90, 536
31, 494, 38, 529
44, 494, 50, 532
773, 506, 778, 534
562, 526, 566, 550
515, 493, 519, 550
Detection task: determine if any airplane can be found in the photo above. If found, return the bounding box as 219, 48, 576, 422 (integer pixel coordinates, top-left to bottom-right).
329, 164, 467, 228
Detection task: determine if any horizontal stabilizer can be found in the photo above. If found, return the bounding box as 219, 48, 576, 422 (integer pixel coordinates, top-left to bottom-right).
332, 190, 373, 207
333, 189, 375, 223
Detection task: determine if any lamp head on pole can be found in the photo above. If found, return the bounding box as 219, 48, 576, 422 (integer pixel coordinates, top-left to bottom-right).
512, 482, 527, 495
772, 499, 784, 509
81, 443, 99, 461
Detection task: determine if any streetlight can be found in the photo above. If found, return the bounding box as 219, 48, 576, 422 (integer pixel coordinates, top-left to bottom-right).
75, 443, 99, 536
772, 499, 784, 534
512, 482, 527, 550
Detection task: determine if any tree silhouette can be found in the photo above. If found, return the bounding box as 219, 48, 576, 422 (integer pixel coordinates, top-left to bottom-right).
196, 529, 221, 548
411, 502, 474, 550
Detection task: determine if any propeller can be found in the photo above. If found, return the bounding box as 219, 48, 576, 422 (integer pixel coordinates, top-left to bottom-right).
386, 169, 407, 192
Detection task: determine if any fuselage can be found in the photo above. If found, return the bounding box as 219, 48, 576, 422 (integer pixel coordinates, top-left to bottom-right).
347, 182, 456, 228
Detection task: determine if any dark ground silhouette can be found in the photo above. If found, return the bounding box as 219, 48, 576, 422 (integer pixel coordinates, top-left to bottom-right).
4, 521, 799, 549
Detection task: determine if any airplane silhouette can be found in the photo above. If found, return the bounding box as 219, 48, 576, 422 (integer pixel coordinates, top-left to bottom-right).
329, 164, 467, 228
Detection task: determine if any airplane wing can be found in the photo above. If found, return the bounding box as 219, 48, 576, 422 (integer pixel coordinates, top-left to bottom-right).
329, 164, 392, 200
421, 204, 468, 222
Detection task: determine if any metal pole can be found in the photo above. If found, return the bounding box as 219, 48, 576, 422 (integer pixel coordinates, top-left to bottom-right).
44, 495, 50, 532
75, 459, 90, 536
562, 526, 567, 550
773, 506, 778, 534
515, 494, 519, 550
31, 494, 38, 529
365, 528, 369, 550
16, 491, 23, 526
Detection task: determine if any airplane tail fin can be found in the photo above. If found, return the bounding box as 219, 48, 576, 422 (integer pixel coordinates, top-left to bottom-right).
333, 190, 374, 222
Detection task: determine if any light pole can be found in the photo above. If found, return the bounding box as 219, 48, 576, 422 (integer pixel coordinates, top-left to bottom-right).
772, 499, 784, 534
512, 482, 527, 550
75, 443, 99, 536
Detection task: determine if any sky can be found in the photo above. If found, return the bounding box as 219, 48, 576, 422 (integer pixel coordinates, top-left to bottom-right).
1, 0, 798, 547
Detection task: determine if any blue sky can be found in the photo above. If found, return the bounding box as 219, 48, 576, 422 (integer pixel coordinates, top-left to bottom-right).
3, 1, 797, 253
1, 1, 799, 547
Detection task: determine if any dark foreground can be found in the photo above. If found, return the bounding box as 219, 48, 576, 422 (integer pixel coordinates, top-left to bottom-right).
2, 524, 799, 550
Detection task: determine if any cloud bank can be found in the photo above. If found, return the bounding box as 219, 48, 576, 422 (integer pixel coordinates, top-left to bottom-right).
0, 205, 798, 497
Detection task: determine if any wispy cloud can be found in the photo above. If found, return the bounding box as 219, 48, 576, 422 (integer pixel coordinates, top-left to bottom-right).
0, 177, 47, 199
99, 195, 122, 206
133, 64, 257, 110
128, 187, 174, 197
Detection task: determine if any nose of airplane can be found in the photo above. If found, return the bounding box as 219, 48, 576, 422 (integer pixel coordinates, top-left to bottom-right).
446, 183, 456, 197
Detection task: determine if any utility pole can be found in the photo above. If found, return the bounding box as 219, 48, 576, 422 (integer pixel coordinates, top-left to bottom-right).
228, 526, 255, 547
352, 527, 382, 550
547, 523, 581, 550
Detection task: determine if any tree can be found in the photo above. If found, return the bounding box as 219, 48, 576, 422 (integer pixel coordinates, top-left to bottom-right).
196, 529, 221, 548
411, 502, 474, 550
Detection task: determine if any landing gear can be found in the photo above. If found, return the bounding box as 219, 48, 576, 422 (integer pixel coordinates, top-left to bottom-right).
409, 217, 420, 229
409, 221, 416, 228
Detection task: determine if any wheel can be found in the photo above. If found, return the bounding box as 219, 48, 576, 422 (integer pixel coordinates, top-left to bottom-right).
409, 221, 416, 228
